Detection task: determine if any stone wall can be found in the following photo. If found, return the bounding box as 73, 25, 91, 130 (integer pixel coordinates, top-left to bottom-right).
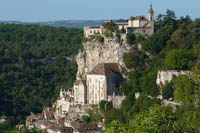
108, 95, 126, 109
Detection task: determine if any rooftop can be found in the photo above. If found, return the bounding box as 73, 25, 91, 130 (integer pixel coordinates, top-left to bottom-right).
88, 63, 120, 76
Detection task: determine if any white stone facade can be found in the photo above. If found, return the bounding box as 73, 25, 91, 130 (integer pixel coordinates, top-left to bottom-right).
74, 63, 123, 105
55, 88, 74, 114
87, 75, 107, 104
84, 26, 103, 38
74, 80, 87, 105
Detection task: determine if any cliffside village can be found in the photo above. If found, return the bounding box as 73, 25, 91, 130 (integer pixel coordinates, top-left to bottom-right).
23, 5, 157, 133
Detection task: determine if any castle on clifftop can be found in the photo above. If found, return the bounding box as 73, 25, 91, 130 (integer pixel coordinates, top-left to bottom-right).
84, 4, 154, 38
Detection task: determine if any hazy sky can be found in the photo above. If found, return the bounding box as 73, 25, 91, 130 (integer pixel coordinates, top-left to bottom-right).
0, 0, 199, 22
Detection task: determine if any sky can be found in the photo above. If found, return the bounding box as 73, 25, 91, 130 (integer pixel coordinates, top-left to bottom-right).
0, 0, 199, 22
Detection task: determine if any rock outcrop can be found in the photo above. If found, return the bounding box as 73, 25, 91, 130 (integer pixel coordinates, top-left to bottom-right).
156, 70, 186, 87
76, 38, 132, 79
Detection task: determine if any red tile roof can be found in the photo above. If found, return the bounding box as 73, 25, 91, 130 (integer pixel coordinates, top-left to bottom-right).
88, 63, 120, 76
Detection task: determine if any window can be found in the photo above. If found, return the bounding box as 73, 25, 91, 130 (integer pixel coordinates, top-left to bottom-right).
90, 30, 92, 34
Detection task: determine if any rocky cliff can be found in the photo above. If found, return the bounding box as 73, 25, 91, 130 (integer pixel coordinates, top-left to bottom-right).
76, 38, 132, 79
156, 70, 187, 87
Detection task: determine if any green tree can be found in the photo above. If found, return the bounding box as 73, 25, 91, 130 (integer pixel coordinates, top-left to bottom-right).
106, 120, 128, 133
126, 32, 136, 44
165, 49, 195, 70
130, 105, 177, 133
81, 115, 91, 124
173, 75, 198, 105
162, 81, 174, 99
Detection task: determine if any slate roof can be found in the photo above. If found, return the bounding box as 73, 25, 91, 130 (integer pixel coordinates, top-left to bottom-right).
88, 63, 120, 76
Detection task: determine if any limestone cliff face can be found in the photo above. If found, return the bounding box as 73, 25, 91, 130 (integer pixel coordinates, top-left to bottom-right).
76, 38, 132, 79
156, 70, 186, 87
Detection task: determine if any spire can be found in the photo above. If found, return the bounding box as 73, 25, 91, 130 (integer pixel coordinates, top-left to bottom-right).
148, 3, 154, 14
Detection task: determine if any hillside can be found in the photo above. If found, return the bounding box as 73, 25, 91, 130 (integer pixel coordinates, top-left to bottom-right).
0, 24, 83, 131
0, 20, 105, 29
103, 11, 200, 132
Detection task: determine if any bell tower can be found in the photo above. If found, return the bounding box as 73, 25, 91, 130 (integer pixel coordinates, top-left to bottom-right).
148, 4, 154, 35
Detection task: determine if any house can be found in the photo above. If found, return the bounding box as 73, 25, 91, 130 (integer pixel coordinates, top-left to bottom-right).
42, 107, 54, 120
26, 113, 42, 129
56, 88, 74, 114
84, 25, 103, 38
74, 80, 87, 105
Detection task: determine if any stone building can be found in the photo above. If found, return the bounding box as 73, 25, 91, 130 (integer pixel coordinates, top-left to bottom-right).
84, 4, 154, 37
87, 63, 122, 104
55, 88, 74, 114
74, 63, 123, 105
73, 80, 87, 105
84, 25, 103, 38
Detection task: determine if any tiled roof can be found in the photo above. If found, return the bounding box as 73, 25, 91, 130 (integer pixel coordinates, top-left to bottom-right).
72, 121, 102, 132
88, 63, 120, 76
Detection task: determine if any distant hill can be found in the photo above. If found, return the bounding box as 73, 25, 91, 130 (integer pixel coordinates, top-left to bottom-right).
0, 20, 105, 29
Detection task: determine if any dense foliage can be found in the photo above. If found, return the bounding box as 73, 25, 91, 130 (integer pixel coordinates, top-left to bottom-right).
106, 10, 200, 132
0, 24, 82, 130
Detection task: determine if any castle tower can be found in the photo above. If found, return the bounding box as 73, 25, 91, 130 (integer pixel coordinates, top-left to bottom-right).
148, 4, 154, 35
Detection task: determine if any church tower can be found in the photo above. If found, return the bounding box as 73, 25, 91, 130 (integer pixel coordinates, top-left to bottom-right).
148, 4, 154, 35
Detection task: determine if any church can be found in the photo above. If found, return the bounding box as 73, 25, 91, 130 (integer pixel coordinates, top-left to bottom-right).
84, 4, 154, 38
73, 63, 123, 105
